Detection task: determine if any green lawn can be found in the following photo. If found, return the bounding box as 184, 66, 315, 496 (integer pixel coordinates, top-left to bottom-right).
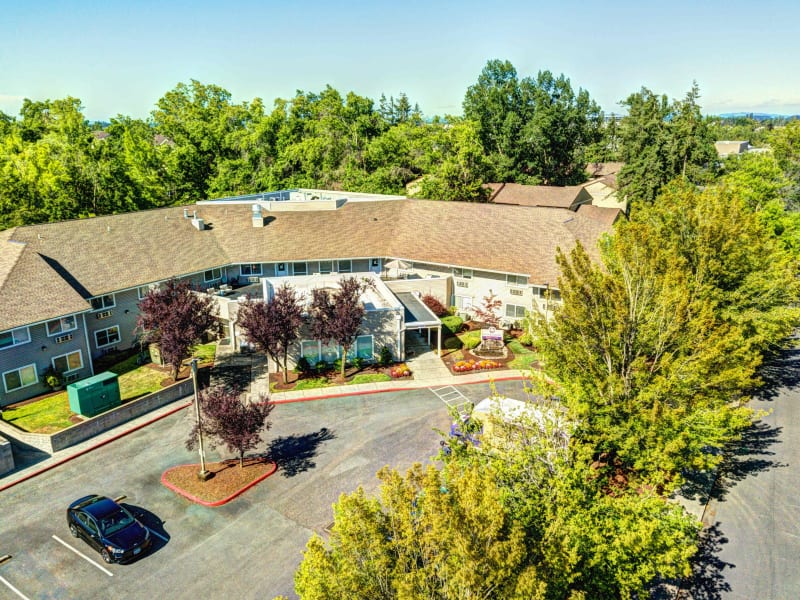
191, 342, 217, 363
507, 340, 539, 370
1, 346, 214, 433
349, 373, 391, 384
293, 377, 330, 391
1, 392, 73, 434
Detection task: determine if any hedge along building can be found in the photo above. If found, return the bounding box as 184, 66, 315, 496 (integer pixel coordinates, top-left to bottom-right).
0, 189, 617, 406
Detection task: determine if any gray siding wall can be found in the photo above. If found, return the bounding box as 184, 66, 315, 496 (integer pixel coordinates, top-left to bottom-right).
0, 317, 91, 407
84, 289, 142, 360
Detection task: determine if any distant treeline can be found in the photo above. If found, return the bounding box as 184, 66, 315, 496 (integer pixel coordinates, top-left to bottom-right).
0, 59, 798, 229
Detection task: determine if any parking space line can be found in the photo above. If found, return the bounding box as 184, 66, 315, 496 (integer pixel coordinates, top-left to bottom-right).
51, 535, 113, 577
0, 575, 31, 600
146, 527, 168, 543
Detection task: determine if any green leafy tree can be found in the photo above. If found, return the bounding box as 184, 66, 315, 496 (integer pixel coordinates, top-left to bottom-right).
295, 461, 541, 599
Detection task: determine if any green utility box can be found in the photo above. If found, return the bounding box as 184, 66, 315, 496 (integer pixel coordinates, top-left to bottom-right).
67, 371, 121, 417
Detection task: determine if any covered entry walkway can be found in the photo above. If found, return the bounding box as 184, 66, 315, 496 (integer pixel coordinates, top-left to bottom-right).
395, 291, 442, 357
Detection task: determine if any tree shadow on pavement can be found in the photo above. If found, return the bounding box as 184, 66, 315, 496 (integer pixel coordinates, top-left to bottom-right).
680, 420, 785, 504
755, 346, 800, 402
264, 427, 336, 477
676, 524, 734, 600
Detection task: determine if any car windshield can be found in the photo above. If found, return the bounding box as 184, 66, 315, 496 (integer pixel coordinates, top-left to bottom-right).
99, 508, 135, 536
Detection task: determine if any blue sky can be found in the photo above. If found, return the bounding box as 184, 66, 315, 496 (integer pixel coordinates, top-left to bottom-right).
2, 0, 799, 121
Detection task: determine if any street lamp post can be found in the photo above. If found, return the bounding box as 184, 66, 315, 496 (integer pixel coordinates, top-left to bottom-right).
191, 358, 212, 481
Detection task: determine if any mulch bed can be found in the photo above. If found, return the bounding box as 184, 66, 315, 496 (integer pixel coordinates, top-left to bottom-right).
269, 365, 401, 391
162, 456, 276, 504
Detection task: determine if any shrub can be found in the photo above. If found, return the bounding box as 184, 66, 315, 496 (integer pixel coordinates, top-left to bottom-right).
444, 336, 463, 350
333, 358, 344, 374
294, 356, 313, 375
447, 306, 458, 316
519, 332, 534, 347
464, 336, 481, 350
315, 360, 328, 374
421, 294, 449, 317
379, 345, 394, 367
441, 316, 464, 336
351, 356, 365, 371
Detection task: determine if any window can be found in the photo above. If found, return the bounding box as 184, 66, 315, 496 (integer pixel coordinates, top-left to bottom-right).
0, 327, 30, 350
292, 262, 308, 276
347, 335, 374, 360
452, 267, 473, 280
46, 315, 77, 336
204, 268, 223, 282
505, 304, 527, 319
137, 286, 149, 300
95, 326, 121, 348
3, 364, 37, 393
240, 264, 262, 276
52, 350, 83, 374
301, 340, 321, 364
276, 263, 287, 274
321, 341, 340, 363
338, 260, 352, 273
506, 274, 527, 287
371, 258, 380, 268
90, 294, 115, 311
319, 261, 333, 274
455, 295, 473, 310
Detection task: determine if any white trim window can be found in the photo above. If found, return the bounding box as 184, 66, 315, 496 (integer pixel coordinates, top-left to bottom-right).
0, 327, 31, 351
240, 263, 262, 276
506, 274, 527, 287
52, 350, 83, 374
276, 262, 287, 275
347, 335, 374, 360
301, 340, 321, 364
455, 295, 473, 310
90, 294, 115, 311
452, 267, 473, 280
137, 286, 149, 300
337, 259, 352, 273
505, 304, 527, 319
321, 341, 340, 363
46, 315, 77, 337
3, 363, 38, 393
95, 325, 121, 348
318, 261, 333, 274
292, 262, 308, 276
204, 268, 223, 283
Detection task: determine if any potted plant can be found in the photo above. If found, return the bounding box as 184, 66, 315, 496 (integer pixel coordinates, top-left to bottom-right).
43, 367, 64, 390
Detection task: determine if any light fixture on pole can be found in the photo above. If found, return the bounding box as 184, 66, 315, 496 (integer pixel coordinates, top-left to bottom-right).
191, 358, 212, 481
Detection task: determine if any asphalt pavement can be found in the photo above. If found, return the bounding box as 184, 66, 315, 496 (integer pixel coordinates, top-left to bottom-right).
0, 379, 529, 600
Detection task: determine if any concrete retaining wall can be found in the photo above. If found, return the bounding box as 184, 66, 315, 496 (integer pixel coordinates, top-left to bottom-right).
0, 436, 13, 475
0, 380, 194, 455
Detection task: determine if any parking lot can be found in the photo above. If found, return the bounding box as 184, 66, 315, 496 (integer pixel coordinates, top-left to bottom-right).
0, 380, 526, 599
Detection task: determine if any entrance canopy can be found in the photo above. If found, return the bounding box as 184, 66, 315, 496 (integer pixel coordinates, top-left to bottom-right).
395, 292, 442, 355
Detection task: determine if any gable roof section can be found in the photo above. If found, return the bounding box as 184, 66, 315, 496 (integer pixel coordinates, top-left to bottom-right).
0, 230, 90, 331
10, 208, 231, 297
491, 183, 590, 210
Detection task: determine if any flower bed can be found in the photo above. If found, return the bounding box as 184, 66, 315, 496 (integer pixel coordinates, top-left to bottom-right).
389, 364, 412, 378
452, 359, 503, 373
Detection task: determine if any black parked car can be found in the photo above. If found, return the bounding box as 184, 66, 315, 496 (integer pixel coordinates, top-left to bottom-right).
66, 495, 151, 563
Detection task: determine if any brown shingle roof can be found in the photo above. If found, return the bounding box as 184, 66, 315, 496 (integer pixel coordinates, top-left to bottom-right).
2, 198, 614, 328
586, 162, 624, 178
576, 204, 622, 227
0, 230, 90, 331
490, 183, 590, 209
